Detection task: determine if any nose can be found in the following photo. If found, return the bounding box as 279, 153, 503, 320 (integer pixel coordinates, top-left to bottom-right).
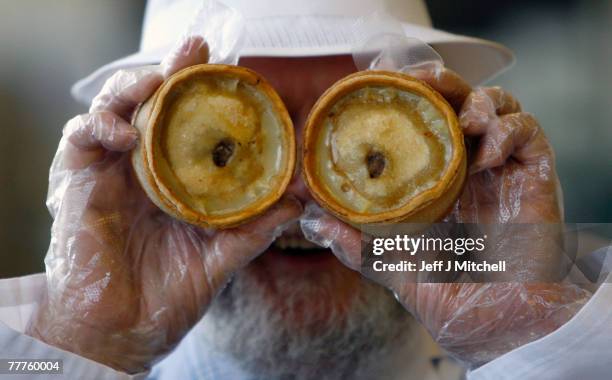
281, 83, 318, 205
286, 167, 313, 204
285, 110, 315, 204
286, 127, 313, 204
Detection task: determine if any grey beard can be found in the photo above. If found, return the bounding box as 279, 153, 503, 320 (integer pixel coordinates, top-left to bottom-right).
198, 268, 420, 380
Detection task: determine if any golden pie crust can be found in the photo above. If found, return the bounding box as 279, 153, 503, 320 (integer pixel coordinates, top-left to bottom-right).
302, 71, 466, 225
132, 64, 296, 229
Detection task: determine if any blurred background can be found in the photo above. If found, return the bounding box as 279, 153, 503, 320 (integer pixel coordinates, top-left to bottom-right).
1, 0, 611, 277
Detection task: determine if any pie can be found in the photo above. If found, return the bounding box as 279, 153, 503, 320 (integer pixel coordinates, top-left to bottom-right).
132, 64, 296, 228
302, 71, 466, 225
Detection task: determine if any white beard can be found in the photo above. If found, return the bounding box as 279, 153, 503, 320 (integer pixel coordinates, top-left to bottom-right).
197, 267, 421, 380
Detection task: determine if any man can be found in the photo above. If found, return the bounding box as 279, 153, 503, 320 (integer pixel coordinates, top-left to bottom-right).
1, 0, 611, 379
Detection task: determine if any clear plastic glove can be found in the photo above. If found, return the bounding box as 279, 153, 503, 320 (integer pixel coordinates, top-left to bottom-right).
26, 35, 302, 373
300, 65, 591, 367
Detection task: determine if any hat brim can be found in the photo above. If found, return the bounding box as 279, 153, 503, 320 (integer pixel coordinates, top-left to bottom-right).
71, 26, 513, 105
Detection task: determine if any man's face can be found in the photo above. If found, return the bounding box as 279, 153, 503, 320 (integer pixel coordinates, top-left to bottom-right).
202, 56, 414, 379
239, 55, 363, 325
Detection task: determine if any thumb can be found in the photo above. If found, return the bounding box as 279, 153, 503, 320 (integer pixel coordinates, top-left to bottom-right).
300, 202, 363, 271
299, 203, 415, 294
204, 196, 303, 287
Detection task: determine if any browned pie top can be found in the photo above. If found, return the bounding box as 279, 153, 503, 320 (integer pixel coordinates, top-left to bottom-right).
154, 73, 290, 216
313, 85, 453, 214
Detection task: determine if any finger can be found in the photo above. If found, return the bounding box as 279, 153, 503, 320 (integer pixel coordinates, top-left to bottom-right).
161, 35, 210, 78
300, 202, 362, 271
406, 65, 472, 112
459, 87, 522, 136
232, 195, 304, 240
480, 87, 522, 115
60, 112, 137, 171
59, 140, 105, 172
206, 196, 303, 279
470, 112, 546, 173
65, 112, 138, 152
502, 113, 553, 166
90, 68, 163, 120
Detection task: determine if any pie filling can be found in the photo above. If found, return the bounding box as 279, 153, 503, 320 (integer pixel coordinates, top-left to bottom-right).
157, 75, 288, 216
316, 86, 452, 214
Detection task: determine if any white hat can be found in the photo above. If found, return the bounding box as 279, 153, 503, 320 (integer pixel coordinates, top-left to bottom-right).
71, 0, 514, 104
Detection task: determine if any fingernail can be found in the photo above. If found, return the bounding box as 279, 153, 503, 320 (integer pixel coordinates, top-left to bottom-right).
302, 201, 325, 219
122, 127, 140, 149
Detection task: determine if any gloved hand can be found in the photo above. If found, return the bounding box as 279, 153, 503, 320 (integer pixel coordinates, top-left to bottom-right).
300, 65, 591, 367
26, 35, 302, 373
